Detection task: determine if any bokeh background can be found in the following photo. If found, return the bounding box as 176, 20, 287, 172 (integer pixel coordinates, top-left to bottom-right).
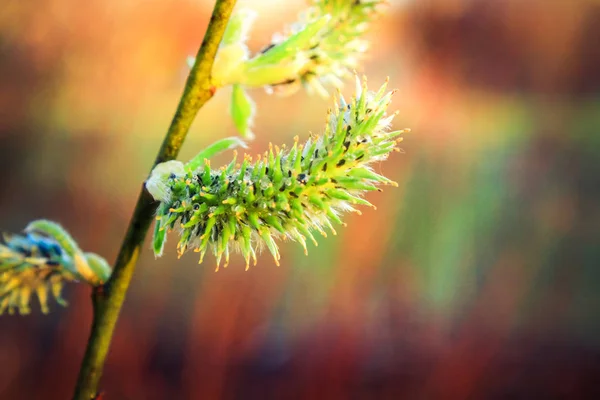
1, 0, 599, 398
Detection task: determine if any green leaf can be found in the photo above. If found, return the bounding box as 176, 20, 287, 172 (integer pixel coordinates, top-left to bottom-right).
245, 15, 330, 68
221, 9, 256, 46
185, 136, 248, 173
152, 219, 167, 257
230, 84, 256, 139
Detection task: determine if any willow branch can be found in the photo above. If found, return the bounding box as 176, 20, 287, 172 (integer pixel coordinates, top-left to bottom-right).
72, 1, 237, 399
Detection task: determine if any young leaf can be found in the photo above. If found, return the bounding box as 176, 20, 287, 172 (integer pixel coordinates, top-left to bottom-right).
230, 84, 256, 139
211, 9, 257, 87
184, 136, 248, 172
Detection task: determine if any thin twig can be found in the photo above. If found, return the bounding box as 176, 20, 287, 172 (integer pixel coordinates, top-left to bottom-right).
72, 1, 237, 398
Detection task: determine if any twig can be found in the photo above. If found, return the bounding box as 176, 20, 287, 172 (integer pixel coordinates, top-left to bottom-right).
72, 1, 237, 398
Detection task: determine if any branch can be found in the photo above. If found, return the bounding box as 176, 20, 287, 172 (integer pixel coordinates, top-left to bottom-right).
72, 1, 237, 399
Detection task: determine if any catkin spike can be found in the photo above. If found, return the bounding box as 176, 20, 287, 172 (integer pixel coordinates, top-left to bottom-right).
148, 80, 407, 268
0, 221, 112, 315
231, 1, 386, 97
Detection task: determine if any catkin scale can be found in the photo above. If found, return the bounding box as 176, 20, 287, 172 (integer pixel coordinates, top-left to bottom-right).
149, 79, 409, 270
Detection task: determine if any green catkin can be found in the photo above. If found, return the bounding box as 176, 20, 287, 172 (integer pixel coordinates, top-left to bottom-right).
24, 220, 110, 286
214, 0, 386, 96
292, 0, 385, 95
0, 220, 112, 315
147, 78, 409, 271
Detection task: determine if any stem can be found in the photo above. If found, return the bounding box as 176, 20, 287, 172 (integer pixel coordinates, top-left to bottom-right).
72, 1, 237, 399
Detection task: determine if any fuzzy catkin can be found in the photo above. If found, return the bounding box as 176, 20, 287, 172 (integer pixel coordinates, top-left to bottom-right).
0, 220, 111, 315
217, 0, 385, 95
0, 232, 74, 314
148, 79, 408, 270
287, 0, 384, 95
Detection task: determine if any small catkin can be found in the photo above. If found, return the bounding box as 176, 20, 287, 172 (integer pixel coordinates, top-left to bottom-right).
0, 221, 111, 315
284, 0, 386, 95
148, 78, 409, 271
220, 0, 386, 95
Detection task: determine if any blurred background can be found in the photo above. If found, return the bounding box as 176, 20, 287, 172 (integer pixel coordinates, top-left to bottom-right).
1, 0, 599, 398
